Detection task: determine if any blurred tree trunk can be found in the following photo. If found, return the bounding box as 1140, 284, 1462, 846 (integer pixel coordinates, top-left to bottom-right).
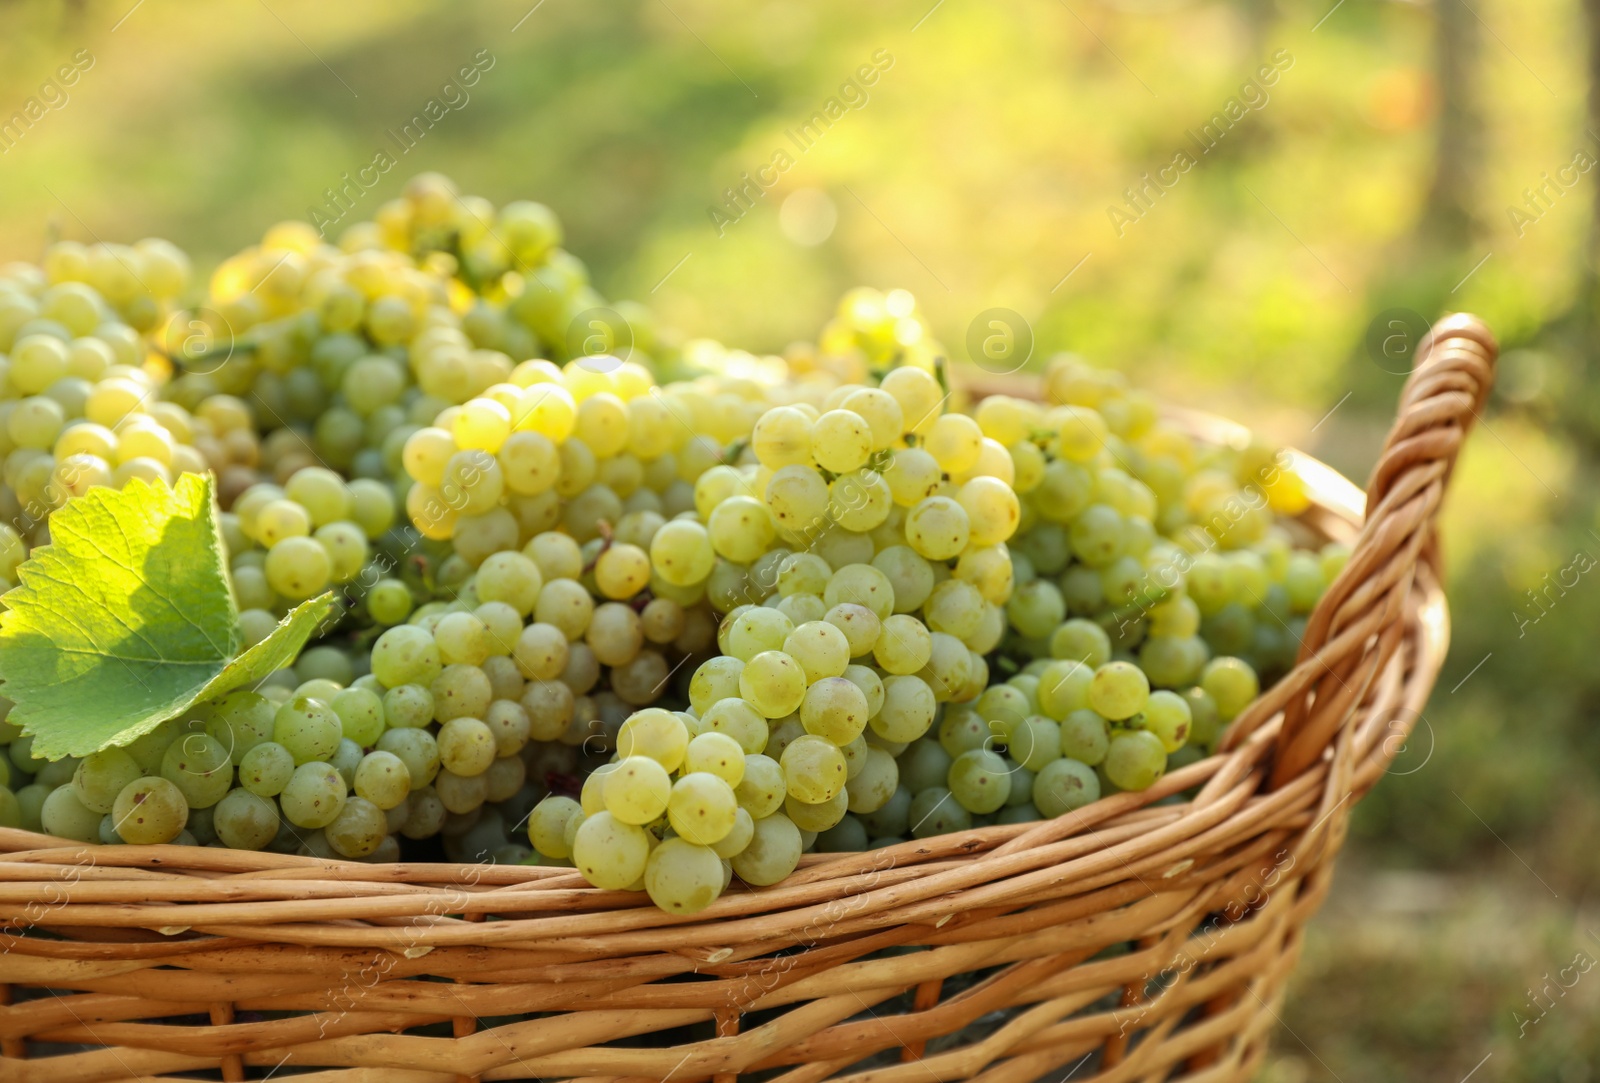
1585, 0, 1600, 300
1422, 0, 1479, 245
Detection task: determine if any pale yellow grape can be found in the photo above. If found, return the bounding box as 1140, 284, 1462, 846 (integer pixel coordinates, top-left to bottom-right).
453, 397, 512, 453
315, 522, 368, 583
437, 717, 497, 776
785, 788, 848, 832
1052, 404, 1108, 463
764, 465, 829, 531
726, 607, 795, 661
526, 530, 584, 580
554, 439, 597, 497
640, 597, 686, 643
586, 602, 643, 667
845, 747, 899, 814
883, 447, 942, 508
53, 421, 117, 461
432, 664, 494, 723
974, 395, 1040, 446
214, 788, 281, 850
777, 552, 831, 596
711, 807, 755, 858
905, 496, 971, 561
781, 734, 847, 803
495, 431, 559, 496
595, 543, 651, 599
406, 483, 459, 540
871, 674, 938, 742
520, 678, 575, 740
527, 796, 583, 859
824, 602, 881, 657
574, 393, 630, 457
53, 453, 112, 498
842, 388, 903, 449
810, 409, 872, 474
752, 406, 814, 469
8, 397, 64, 450
828, 469, 892, 532
513, 382, 577, 441
536, 579, 595, 640
603, 756, 672, 824
954, 545, 1014, 605
874, 614, 933, 675
694, 464, 749, 519
699, 697, 767, 754
879, 366, 942, 435
842, 664, 886, 717
513, 622, 569, 681
644, 837, 724, 913
800, 676, 870, 746
350, 483, 396, 537
683, 731, 745, 785
1008, 440, 1046, 493
951, 437, 1017, 487
112, 456, 170, 488
264, 536, 332, 600
689, 656, 746, 714
579, 762, 617, 814
111, 776, 188, 844
924, 578, 985, 639
572, 810, 651, 889
776, 593, 826, 625
765, 716, 806, 762
625, 395, 676, 457
668, 772, 739, 845
872, 546, 935, 614
958, 476, 1021, 546
782, 621, 850, 682
284, 467, 352, 526
617, 708, 689, 772
441, 449, 504, 515
434, 612, 490, 666
255, 499, 311, 545
708, 495, 775, 563
739, 651, 806, 719
483, 699, 531, 756
280, 762, 347, 829
925, 413, 983, 474
474, 604, 521, 660
403, 426, 455, 487
823, 564, 895, 621
476, 550, 544, 615
649, 519, 716, 587
730, 811, 802, 885
353, 751, 412, 810
919, 632, 972, 701
734, 754, 784, 818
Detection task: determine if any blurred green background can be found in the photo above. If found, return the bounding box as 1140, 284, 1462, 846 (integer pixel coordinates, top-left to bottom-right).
1, 0, 1597, 1078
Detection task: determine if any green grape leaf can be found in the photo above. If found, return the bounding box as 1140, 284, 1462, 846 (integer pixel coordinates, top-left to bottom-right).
0, 473, 332, 760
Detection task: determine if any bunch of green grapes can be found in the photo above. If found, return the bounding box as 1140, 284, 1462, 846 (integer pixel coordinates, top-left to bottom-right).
355, 173, 667, 372
521, 363, 1029, 899
12, 659, 411, 860
224, 465, 399, 644
0, 246, 214, 585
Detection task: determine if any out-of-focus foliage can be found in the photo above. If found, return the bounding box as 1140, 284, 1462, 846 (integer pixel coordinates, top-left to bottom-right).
0, 0, 1595, 1078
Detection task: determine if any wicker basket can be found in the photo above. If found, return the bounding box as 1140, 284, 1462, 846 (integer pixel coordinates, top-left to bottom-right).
0, 314, 1497, 1083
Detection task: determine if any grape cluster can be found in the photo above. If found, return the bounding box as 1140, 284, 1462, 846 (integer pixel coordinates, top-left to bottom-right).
0, 244, 201, 582
0, 181, 1348, 920
225, 466, 397, 642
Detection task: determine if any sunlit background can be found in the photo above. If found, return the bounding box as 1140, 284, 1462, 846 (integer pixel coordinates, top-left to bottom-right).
1, 0, 1597, 1078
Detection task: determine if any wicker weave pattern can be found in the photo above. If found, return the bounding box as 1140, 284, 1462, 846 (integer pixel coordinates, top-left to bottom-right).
0, 315, 1497, 1083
